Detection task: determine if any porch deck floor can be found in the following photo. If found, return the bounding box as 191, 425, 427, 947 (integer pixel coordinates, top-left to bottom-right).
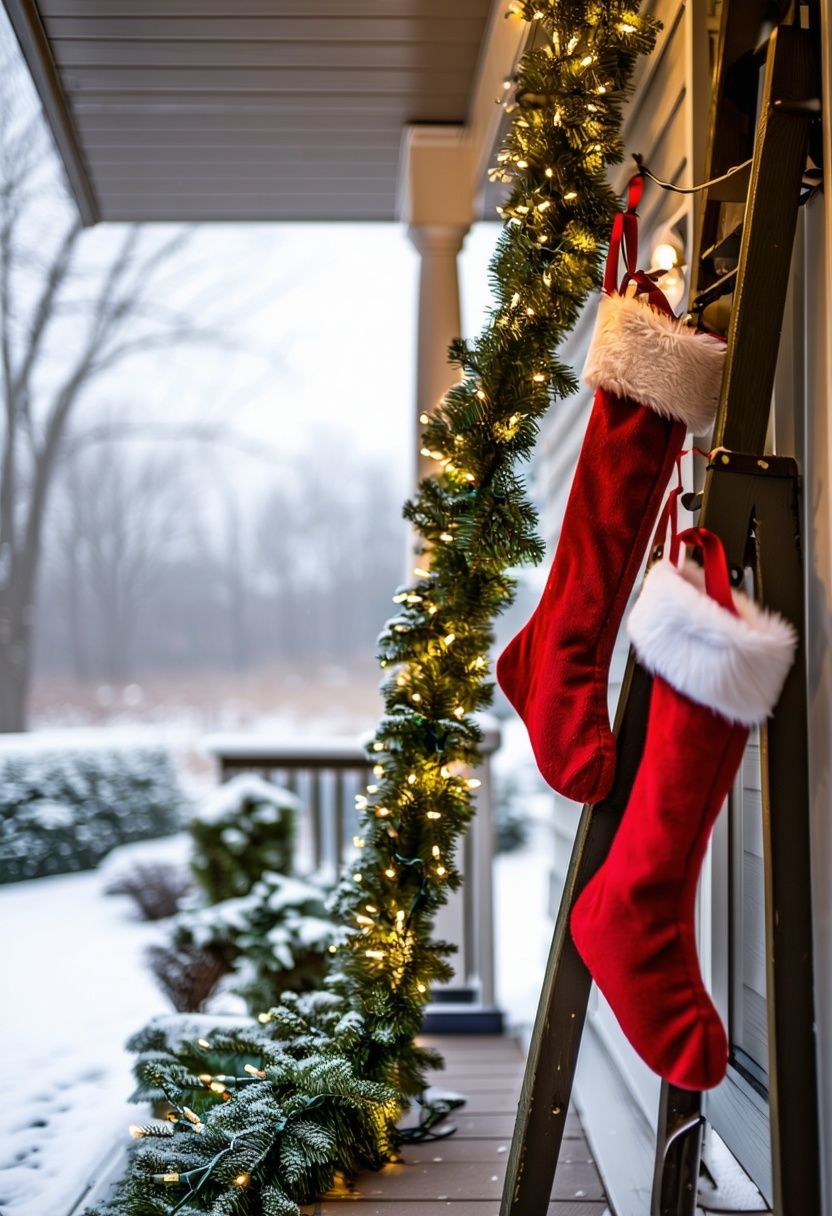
302, 1035, 608, 1216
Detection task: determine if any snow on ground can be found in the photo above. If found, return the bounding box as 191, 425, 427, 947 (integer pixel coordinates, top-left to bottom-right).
0, 836, 188, 1216
492, 716, 558, 1029
0, 717, 556, 1216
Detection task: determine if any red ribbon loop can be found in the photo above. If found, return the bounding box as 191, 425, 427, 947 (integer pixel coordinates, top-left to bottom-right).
650, 454, 685, 564
676, 527, 739, 616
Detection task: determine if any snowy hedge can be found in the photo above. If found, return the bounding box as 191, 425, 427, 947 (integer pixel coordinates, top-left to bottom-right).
0, 742, 185, 883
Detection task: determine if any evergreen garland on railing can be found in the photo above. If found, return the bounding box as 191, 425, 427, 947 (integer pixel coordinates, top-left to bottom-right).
91, 4, 658, 1213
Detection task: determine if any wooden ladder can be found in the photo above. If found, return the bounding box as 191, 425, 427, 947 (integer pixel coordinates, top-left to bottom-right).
499, 5, 822, 1216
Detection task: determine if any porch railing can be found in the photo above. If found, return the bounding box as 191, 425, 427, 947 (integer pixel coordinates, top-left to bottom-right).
202, 717, 502, 1032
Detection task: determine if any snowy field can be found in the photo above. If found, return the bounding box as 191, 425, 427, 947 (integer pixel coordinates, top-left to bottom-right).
0, 721, 557, 1216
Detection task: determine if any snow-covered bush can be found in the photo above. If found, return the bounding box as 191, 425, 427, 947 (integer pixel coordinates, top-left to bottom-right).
190, 774, 299, 902
0, 743, 185, 883
106, 860, 193, 920
163, 872, 338, 1013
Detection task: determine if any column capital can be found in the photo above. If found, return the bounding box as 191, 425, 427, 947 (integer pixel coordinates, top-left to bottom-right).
397, 125, 475, 230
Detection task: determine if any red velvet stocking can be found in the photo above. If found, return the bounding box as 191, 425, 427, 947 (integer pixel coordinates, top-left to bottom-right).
497, 179, 724, 803
570, 528, 797, 1090
496, 388, 685, 802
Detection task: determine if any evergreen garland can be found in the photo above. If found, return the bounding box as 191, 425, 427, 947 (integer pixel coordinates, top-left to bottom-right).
92, 3, 658, 1212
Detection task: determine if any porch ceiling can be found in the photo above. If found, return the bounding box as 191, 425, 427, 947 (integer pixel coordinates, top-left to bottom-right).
4, 0, 496, 225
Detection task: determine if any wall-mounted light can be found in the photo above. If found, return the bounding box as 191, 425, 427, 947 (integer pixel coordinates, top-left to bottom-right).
649, 232, 686, 311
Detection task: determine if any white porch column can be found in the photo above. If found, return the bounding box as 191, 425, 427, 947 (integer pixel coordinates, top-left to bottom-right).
399, 126, 474, 485
408, 224, 468, 480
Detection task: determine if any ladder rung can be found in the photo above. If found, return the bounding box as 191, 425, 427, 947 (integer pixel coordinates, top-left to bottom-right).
692, 266, 738, 311
701, 222, 743, 268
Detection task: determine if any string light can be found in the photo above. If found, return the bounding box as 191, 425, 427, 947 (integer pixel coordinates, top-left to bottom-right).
182, 1107, 203, 1130
234, 1173, 251, 1189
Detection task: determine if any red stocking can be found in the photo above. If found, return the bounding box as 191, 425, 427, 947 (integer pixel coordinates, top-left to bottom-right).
497, 179, 725, 803
570, 527, 796, 1090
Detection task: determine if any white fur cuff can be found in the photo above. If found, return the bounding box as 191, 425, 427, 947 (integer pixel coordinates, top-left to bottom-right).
583, 293, 725, 433
627, 559, 797, 725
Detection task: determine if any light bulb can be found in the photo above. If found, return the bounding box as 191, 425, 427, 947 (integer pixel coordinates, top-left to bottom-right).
652, 241, 680, 270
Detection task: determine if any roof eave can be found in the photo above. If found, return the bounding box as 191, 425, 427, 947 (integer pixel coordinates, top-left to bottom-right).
4, 0, 100, 225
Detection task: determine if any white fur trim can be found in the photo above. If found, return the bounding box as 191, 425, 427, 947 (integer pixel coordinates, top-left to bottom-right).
582, 293, 725, 433
627, 559, 797, 725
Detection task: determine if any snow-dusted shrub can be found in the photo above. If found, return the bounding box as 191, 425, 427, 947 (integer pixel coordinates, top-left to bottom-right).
190, 774, 299, 902
0, 743, 185, 883
167, 872, 338, 1013
106, 860, 193, 920
146, 939, 231, 1012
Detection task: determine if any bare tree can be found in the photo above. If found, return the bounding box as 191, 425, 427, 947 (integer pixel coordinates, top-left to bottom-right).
0, 39, 221, 730
49, 437, 190, 683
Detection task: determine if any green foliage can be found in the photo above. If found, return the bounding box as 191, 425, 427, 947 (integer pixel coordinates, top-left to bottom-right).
0, 743, 184, 883
91, 4, 657, 1211
190, 775, 298, 903
170, 873, 337, 1012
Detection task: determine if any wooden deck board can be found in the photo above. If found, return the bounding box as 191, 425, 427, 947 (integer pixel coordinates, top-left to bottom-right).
306, 1204, 609, 1215
307, 1035, 607, 1213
